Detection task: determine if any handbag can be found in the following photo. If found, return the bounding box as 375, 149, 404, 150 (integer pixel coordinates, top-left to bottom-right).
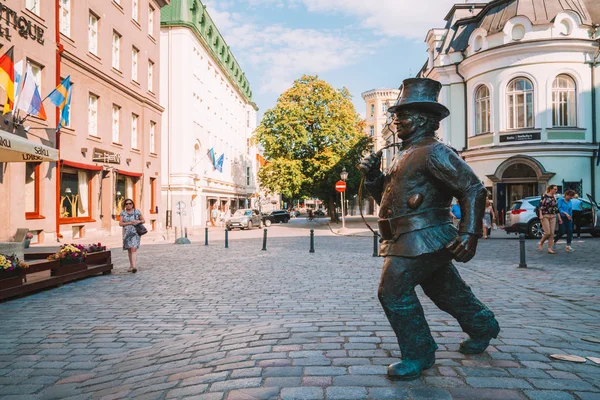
133, 209, 148, 236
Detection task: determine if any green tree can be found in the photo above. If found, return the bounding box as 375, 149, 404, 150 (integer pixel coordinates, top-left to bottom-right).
254, 75, 371, 219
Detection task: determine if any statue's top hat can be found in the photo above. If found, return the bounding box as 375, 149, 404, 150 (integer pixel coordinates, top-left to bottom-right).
388, 78, 450, 120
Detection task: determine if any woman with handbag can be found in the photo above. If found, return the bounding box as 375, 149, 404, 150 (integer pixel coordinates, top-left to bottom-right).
119, 199, 146, 273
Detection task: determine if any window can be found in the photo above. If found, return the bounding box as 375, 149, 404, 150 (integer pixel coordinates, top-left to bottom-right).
149, 120, 155, 153
246, 166, 251, 186
25, 163, 41, 218
552, 74, 577, 127
60, 0, 71, 36
60, 168, 91, 220
147, 60, 154, 92
507, 78, 534, 129
88, 94, 98, 136
132, 0, 139, 22
26, 0, 40, 15
246, 110, 250, 127
475, 85, 491, 135
148, 5, 155, 37
131, 114, 138, 149
150, 177, 157, 214
132, 47, 139, 82
370, 104, 375, 116
369, 125, 374, 137
26, 60, 42, 88
112, 32, 121, 70
115, 176, 135, 216
88, 13, 99, 55
112, 105, 121, 143
381, 102, 387, 113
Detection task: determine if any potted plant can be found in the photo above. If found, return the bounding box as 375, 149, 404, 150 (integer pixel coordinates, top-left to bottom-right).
23, 232, 33, 249
84, 243, 110, 265
48, 244, 88, 276
0, 254, 28, 290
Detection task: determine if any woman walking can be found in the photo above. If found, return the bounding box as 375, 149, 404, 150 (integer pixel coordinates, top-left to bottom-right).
482, 199, 495, 239
538, 185, 561, 254
119, 199, 145, 273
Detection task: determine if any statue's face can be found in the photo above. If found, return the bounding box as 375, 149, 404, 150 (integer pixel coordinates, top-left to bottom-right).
394, 110, 418, 140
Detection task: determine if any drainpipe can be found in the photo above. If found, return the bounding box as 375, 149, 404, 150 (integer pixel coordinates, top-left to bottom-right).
457, 52, 468, 152
54, 0, 63, 241
591, 35, 599, 197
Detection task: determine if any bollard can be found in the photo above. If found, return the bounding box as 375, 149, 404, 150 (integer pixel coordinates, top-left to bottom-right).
225, 228, 229, 248
309, 229, 315, 253
518, 233, 527, 268
185, 228, 188, 238
373, 230, 379, 257
205, 227, 209, 246
262, 229, 268, 251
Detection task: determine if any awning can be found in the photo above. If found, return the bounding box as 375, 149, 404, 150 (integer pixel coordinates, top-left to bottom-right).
0, 130, 58, 162
117, 169, 143, 178
62, 160, 103, 171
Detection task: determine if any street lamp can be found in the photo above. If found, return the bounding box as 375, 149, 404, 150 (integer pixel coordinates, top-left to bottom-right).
340, 167, 348, 230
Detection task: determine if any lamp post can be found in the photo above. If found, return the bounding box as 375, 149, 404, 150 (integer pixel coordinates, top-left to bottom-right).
340, 167, 348, 230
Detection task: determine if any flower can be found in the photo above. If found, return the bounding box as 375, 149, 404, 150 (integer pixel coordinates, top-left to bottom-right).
47, 244, 87, 263
0, 254, 28, 271
25, 232, 33, 239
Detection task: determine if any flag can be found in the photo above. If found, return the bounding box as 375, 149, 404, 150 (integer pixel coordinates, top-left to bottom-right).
13, 60, 23, 103
15, 64, 47, 120
47, 76, 70, 108
58, 84, 72, 128
216, 153, 224, 173
209, 148, 216, 168
0, 46, 15, 114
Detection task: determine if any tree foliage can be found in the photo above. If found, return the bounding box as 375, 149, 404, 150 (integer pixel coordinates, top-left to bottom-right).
254, 75, 371, 209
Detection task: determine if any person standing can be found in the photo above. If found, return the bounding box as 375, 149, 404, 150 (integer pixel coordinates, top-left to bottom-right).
119, 199, 145, 273
482, 199, 495, 239
538, 185, 561, 254
571, 194, 583, 239
450, 200, 462, 229
554, 190, 576, 252
359, 78, 499, 380
210, 205, 218, 227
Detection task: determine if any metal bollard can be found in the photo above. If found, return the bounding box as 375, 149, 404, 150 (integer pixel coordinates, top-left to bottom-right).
185, 228, 188, 238
309, 229, 315, 253
373, 230, 379, 257
262, 229, 268, 251
205, 227, 209, 246
225, 228, 228, 248
518, 233, 527, 268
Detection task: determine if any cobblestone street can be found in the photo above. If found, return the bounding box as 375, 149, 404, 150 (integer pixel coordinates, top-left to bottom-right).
0, 219, 599, 400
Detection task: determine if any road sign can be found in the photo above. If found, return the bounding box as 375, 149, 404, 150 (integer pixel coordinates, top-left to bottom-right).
335, 180, 346, 192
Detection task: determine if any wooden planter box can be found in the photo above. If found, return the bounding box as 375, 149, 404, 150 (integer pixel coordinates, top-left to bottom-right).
0, 269, 24, 290
51, 262, 88, 277
85, 251, 110, 265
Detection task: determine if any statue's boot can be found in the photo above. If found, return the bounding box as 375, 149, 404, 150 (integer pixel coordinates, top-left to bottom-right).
387, 353, 435, 381
459, 318, 500, 354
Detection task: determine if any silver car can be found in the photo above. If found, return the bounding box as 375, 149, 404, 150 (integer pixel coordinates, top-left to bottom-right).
226, 209, 262, 230
505, 194, 599, 238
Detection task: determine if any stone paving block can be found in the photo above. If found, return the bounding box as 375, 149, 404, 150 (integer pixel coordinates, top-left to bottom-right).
214, 361, 257, 372
301, 376, 331, 387
209, 378, 262, 392
280, 387, 323, 400
167, 367, 214, 381
304, 367, 346, 376
409, 388, 452, 399
226, 387, 280, 400
292, 357, 331, 367
264, 377, 302, 387
456, 367, 511, 377
508, 368, 551, 379
331, 358, 370, 366
333, 375, 392, 387
180, 372, 229, 387
230, 367, 262, 379
528, 379, 597, 391
523, 390, 576, 400
326, 386, 368, 400
257, 359, 292, 367
165, 384, 209, 398
348, 365, 387, 375
466, 377, 533, 389
424, 376, 467, 387
448, 388, 525, 400
367, 387, 411, 399
262, 367, 303, 377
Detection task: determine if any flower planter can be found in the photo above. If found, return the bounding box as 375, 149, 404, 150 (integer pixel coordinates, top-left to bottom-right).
51, 262, 88, 277
85, 251, 110, 265
0, 269, 23, 290
24, 239, 31, 249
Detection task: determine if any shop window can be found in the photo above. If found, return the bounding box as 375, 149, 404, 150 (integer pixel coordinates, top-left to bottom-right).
475, 85, 491, 135
60, 168, 92, 221
60, 0, 71, 37
507, 78, 534, 129
552, 74, 577, 127
25, 163, 42, 219
150, 177, 157, 214
115, 176, 135, 218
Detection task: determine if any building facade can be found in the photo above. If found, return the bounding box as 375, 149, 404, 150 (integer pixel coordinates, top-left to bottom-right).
419, 0, 600, 222
160, 0, 259, 232
0, 0, 169, 244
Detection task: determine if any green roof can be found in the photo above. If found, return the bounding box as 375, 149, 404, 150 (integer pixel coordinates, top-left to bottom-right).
161, 0, 255, 104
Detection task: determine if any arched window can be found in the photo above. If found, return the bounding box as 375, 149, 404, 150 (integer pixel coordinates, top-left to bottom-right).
475, 85, 490, 135
552, 74, 577, 127
507, 78, 534, 129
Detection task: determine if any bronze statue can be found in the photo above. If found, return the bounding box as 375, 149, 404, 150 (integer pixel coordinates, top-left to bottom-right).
359, 78, 500, 380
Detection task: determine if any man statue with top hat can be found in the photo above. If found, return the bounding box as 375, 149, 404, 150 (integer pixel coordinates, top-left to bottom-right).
359, 78, 500, 380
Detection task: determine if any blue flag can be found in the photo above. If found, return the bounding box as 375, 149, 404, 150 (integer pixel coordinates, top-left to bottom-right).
209, 148, 215, 168
216, 153, 224, 173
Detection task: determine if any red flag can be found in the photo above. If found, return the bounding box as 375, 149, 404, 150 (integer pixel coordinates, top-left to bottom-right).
0, 46, 15, 114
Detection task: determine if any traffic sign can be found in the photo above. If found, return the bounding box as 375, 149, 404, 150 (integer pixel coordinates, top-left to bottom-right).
335, 180, 347, 192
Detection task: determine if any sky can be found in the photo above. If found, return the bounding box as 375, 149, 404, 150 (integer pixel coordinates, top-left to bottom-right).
203, 0, 480, 118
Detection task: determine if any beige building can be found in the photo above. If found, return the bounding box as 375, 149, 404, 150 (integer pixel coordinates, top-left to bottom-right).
361, 88, 400, 161
0, 0, 169, 244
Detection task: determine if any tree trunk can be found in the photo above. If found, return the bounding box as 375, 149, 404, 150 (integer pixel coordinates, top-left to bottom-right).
328, 198, 339, 223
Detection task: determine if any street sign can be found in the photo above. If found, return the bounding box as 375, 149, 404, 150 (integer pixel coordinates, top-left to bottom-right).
335, 180, 346, 192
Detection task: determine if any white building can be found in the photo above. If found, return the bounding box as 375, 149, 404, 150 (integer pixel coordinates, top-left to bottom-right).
160, 0, 259, 232
418, 0, 600, 222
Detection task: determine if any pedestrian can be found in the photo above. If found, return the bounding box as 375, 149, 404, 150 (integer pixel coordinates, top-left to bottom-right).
554, 189, 576, 252
119, 199, 145, 273
571, 194, 583, 238
450, 200, 461, 229
482, 199, 495, 239
210, 205, 217, 227
538, 185, 561, 254
217, 207, 225, 228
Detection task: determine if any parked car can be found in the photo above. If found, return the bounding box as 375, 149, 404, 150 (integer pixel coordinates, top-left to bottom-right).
261, 210, 290, 227
226, 209, 262, 230
505, 194, 599, 238
314, 209, 325, 217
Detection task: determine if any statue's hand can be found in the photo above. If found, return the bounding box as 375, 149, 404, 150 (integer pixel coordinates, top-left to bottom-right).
446, 234, 478, 263
358, 152, 382, 177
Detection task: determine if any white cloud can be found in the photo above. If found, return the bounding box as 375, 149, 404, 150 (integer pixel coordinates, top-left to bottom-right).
206, 5, 376, 95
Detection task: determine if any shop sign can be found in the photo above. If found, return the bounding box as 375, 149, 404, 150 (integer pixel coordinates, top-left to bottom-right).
92, 148, 121, 164
499, 132, 541, 143
0, 4, 46, 44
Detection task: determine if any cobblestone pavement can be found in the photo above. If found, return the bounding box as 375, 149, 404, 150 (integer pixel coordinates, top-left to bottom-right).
1, 219, 599, 400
